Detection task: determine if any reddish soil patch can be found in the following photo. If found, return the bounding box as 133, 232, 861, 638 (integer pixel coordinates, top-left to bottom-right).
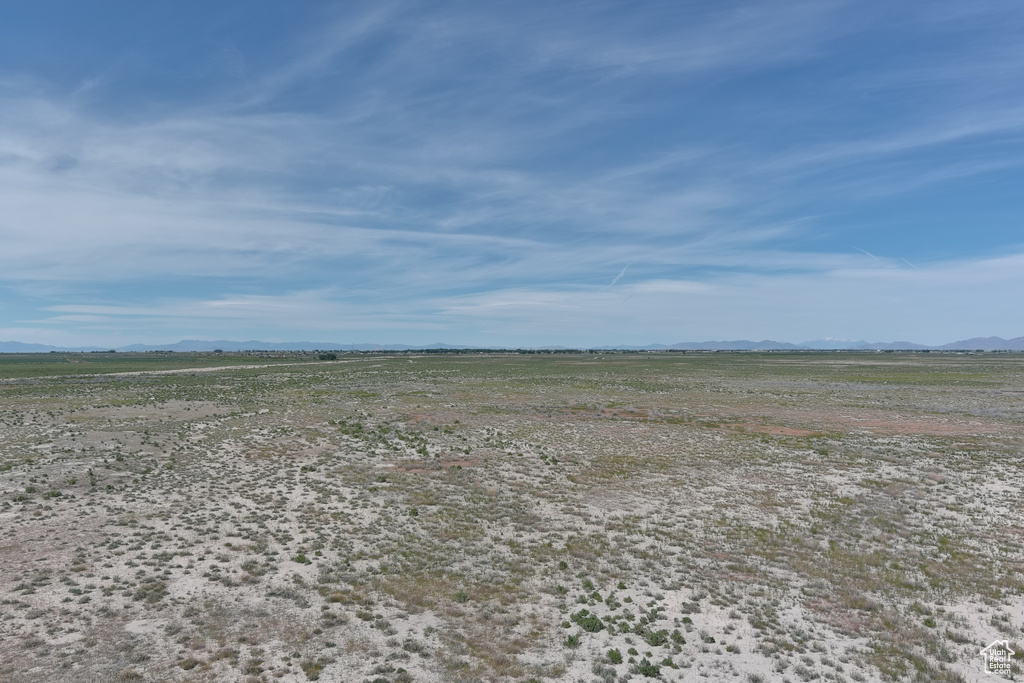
537, 402, 1005, 438
592, 407, 654, 420
546, 407, 821, 437
729, 404, 1006, 437
545, 407, 656, 421
721, 423, 820, 437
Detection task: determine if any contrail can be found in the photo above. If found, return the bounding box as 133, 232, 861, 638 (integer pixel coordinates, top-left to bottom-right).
854, 247, 882, 264
609, 263, 631, 287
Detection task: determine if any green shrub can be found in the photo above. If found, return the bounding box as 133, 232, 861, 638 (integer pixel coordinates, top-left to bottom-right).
636, 658, 660, 677
300, 658, 325, 680
643, 629, 668, 646
132, 579, 167, 603
572, 609, 605, 632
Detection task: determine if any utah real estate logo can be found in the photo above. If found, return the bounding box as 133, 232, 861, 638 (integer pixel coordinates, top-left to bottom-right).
980, 639, 1015, 675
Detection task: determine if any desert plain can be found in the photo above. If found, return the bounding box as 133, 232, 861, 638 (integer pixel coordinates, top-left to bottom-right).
0, 351, 1021, 683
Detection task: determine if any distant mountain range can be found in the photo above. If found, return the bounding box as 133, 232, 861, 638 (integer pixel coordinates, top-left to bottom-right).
3, 336, 1024, 353
598, 336, 1024, 351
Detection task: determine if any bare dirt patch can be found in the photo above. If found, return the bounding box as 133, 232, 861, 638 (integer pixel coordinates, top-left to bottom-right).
720, 423, 821, 437
408, 410, 464, 425
729, 403, 1007, 437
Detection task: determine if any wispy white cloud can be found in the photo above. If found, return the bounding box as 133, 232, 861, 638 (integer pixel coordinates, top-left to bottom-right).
1, 1, 1023, 344
14, 250, 1019, 347
427, 252, 1024, 346
232, 2, 405, 110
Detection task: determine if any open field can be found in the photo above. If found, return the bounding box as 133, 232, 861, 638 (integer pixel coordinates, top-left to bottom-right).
0, 352, 317, 379
0, 351, 1022, 683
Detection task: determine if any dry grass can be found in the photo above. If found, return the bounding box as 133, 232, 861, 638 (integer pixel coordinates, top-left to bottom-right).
0, 351, 1022, 681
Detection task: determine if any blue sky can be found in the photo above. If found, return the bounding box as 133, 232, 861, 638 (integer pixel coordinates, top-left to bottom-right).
1, 1, 1023, 347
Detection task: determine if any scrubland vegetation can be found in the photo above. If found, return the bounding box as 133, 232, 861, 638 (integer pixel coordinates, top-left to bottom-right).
0, 351, 1022, 682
